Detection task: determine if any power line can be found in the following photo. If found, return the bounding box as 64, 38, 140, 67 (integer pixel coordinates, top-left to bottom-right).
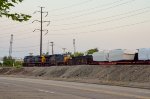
1, 20, 149, 54
12, 49, 39, 53
0, 0, 141, 38
51, 0, 124, 16
0, 0, 123, 31
50, 9, 150, 31
0, 8, 149, 42
12, 41, 48, 49
0, 29, 34, 38
88, 20, 150, 34
0, 24, 35, 37
52, 7, 150, 27
0, 13, 48, 36
0, 12, 46, 30
0, 33, 39, 43
10, 42, 47, 51
47, 20, 150, 36
0, 6, 147, 36
52, 0, 135, 21
0, 43, 47, 53
0, 22, 31, 30
0, 21, 43, 38
14, 34, 40, 41
0, 7, 149, 40
49, 0, 94, 12
14, 44, 40, 49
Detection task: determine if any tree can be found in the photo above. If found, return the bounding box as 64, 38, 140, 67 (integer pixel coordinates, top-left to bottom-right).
3, 56, 14, 66
0, 0, 31, 22
71, 52, 84, 57
2, 56, 22, 67
87, 48, 99, 55
14, 61, 22, 68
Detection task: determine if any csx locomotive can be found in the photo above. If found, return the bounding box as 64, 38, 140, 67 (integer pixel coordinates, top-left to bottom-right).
23, 54, 93, 66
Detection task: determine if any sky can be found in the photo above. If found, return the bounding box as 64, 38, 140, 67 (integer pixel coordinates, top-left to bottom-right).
0, 0, 150, 58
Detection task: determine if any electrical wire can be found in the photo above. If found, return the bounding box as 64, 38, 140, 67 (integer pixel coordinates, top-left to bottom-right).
52, 7, 150, 26
50, 10, 150, 31
52, 0, 135, 21
47, 20, 150, 36
51, 0, 124, 16
0, 9, 149, 41
49, 0, 94, 12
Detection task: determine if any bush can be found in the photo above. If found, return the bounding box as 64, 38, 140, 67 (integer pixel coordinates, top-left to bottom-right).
2, 56, 22, 67
14, 61, 22, 68
3, 59, 14, 67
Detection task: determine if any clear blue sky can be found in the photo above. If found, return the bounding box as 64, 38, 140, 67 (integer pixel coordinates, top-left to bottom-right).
0, 0, 150, 58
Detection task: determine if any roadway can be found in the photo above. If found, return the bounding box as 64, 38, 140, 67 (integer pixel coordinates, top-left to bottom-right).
0, 77, 150, 99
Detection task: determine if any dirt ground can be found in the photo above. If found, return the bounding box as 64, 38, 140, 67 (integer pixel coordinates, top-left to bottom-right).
0, 65, 150, 89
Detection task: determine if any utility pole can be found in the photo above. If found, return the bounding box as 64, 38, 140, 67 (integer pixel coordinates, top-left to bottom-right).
40, 7, 43, 56
50, 42, 54, 55
73, 39, 76, 54
33, 7, 50, 56
9, 34, 13, 58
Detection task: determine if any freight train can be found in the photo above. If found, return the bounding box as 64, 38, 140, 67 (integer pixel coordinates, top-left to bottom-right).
23, 54, 93, 66
23, 48, 150, 66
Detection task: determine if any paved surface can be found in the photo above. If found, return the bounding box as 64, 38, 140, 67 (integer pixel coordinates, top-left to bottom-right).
0, 77, 150, 99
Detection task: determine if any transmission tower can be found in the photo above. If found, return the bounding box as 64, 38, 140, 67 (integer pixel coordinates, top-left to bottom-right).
9, 34, 13, 58
33, 7, 50, 56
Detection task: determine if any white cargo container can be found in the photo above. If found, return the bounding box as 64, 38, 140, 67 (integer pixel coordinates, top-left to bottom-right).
108, 49, 136, 62
138, 48, 150, 60
92, 51, 109, 61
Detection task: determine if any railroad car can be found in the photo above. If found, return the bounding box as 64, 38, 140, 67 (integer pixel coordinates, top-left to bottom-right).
50, 54, 64, 66
23, 54, 64, 66
92, 48, 150, 65
23, 56, 34, 66
68, 55, 93, 65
